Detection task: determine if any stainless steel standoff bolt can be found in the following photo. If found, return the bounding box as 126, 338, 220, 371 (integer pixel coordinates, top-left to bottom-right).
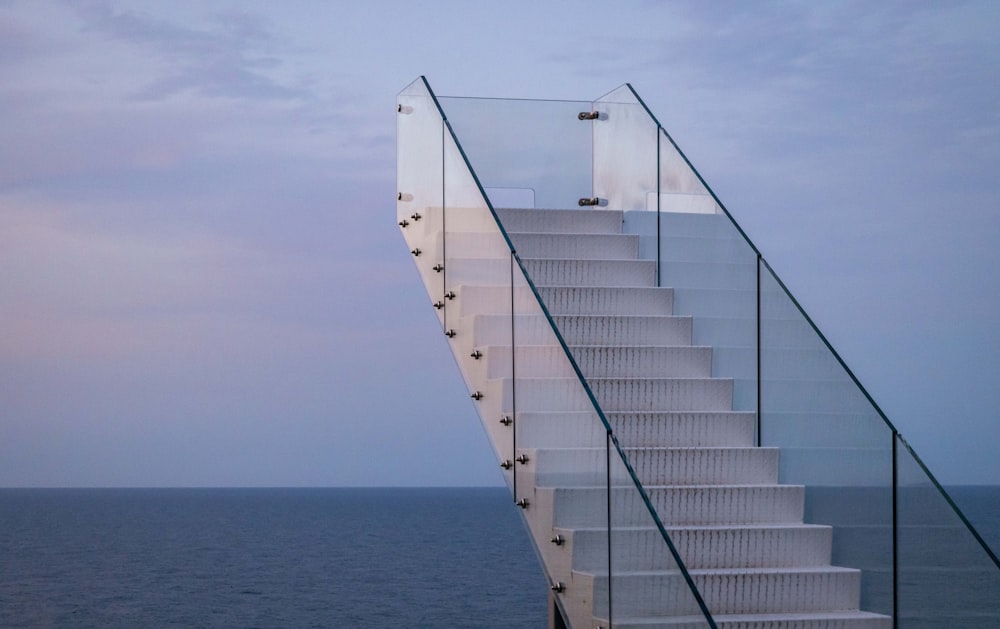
550, 534, 564, 546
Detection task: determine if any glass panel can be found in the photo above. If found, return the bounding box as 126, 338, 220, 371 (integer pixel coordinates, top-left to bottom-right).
593, 85, 658, 212
623, 126, 758, 414
608, 440, 712, 627
760, 264, 894, 616
440, 126, 515, 491
896, 437, 1000, 627
438, 96, 592, 210
397, 79, 445, 328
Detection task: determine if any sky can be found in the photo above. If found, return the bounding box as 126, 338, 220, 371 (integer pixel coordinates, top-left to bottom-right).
1, 1, 998, 491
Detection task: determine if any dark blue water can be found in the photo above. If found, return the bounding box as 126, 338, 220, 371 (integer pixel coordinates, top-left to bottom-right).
2, 487, 999, 628
0, 488, 548, 628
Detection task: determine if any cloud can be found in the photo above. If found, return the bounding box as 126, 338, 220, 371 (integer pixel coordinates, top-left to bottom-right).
72, 2, 308, 102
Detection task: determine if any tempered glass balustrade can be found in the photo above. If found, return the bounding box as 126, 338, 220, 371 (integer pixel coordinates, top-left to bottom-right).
401, 75, 1000, 627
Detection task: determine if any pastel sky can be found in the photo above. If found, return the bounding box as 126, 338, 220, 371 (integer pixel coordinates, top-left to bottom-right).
1, 1, 998, 490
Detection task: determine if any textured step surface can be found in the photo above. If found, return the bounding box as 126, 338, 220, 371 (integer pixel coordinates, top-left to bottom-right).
509, 232, 639, 259
589, 378, 734, 412
484, 345, 711, 379
497, 207, 624, 234
562, 524, 833, 572
608, 412, 756, 448
581, 566, 862, 616
539, 287, 674, 316
595, 610, 892, 628
469, 314, 694, 347
522, 258, 655, 287
542, 485, 805, 528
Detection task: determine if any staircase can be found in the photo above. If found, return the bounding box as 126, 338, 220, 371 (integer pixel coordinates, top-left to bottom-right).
495, 207, 890, 628
396, 76, 1000, 628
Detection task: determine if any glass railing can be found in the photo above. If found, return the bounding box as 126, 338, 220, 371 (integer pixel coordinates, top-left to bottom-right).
398, 76, 715, 628
399, 75, 1000, 626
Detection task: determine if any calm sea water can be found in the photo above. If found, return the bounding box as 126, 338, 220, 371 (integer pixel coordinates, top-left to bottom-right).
0, 488, 548, 628
1, 487, 998, 628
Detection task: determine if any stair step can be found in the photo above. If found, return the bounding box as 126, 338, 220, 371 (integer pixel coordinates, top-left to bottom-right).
558, 315, 693, 346
570, 346, 712, 378
543, 485, 804, 528
624, 447, 779, 486
483, 345, 711, 378
497, 377, 733, 414
523, 448, 778, 487
508, 232, 639, 259
469, 314, 693, 347
521, 258, 655, 287
595, 610, 891, 628
580, 566, 862, 616
539, 287, 674, 316
608, 412, 756, 448
497, 207, 624, 234
589, 378, 733, 412
562, 524, 832, 572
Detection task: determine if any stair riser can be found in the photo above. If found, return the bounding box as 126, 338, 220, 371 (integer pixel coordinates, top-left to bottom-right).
626, 448, 779, 486
483, 346, 713, 379
510, 233, 639, 260
572, 347, 713, 379
582, 569, 861, 616
521, 448, 778, 489
469, 314, 694, 347
546, 486, 805, 528
497, 208, 624, 234
539, 287, 674, 316
522, 259, 655, 287
590, 379, 734, 413
556, 316, 693, 346
566, 526, 833, 572
609, 413, 756, 448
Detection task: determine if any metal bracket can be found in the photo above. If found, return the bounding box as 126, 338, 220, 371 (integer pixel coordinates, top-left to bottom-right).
578, 197, 601, 207
578, 111, 599, 120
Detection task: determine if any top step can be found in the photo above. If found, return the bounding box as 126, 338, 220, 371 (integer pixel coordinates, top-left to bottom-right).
496, 208, 624, 234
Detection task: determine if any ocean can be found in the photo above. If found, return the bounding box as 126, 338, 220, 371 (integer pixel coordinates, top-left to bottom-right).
1, 486, 998, 628
0, 488, 548, 628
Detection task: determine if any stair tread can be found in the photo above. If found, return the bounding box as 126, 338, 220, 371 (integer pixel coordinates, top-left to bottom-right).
578, 566, 859, 578
597, 610, 891, 623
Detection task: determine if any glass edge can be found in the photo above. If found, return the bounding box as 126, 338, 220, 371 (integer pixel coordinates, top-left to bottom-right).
896, 433, 1000, 570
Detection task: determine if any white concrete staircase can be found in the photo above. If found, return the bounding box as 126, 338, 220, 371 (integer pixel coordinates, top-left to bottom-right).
488, 207, 892, 629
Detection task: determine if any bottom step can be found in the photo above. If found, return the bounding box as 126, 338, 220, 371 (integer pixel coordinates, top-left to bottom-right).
593, 610, 892, 629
